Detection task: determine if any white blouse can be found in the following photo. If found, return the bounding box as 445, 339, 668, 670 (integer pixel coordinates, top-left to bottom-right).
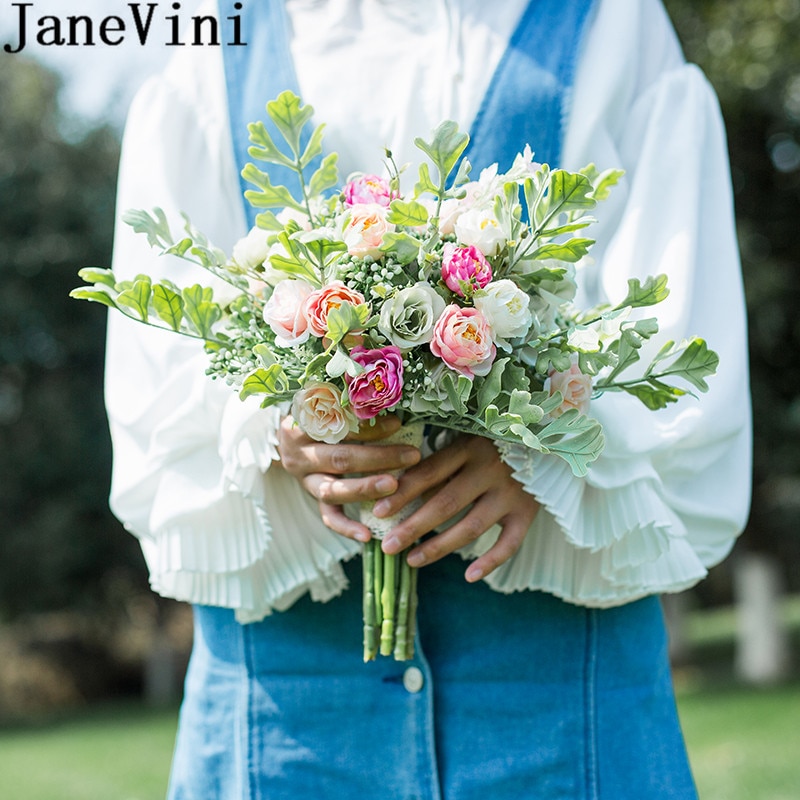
105, 0, 752, 622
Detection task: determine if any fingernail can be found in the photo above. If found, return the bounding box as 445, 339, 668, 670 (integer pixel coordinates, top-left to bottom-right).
382, 535, 400, 553
375, 477, 395, 495
465, 565, 483, 582
356, 530, 372, 543
407, 551, 426, 567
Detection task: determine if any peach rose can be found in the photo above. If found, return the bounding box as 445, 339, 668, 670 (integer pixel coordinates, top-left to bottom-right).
430, 304, 496, 378
262, 279, 312, 346
303, 281, 368, 339
342, 203, 394, 259
546, 362, 592, 417
292, 381, 358, 444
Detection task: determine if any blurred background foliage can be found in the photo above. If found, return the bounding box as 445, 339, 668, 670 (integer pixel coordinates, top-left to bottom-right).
0, 0, 798, 715
665, 0, 800, 581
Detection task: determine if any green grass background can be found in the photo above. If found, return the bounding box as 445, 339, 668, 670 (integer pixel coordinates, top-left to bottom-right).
1, 599, 798, 800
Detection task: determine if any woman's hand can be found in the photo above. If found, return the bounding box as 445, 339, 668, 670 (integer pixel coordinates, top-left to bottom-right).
278, 417, 539, 581
277, 414, 422, 542
375, 435, 540, 582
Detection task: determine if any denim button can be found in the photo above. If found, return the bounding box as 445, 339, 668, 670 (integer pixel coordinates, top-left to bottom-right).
402, 666, 424, 693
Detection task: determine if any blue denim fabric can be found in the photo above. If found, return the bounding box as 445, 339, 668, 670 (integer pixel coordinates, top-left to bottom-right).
219, 0, 599, 229
167, 557, 697, 799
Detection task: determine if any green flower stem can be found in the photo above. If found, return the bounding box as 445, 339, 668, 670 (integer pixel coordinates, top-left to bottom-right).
374, 538, 384, 629
405, 561, 419, 661
379, 551, 397, 657
362, 538, 378, 662
393, 554, 413, 661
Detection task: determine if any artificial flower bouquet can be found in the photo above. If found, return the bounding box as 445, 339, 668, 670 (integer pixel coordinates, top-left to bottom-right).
73, 91, 718, 662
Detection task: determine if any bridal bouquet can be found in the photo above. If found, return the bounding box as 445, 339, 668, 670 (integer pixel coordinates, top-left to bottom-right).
73, 91, 718, 661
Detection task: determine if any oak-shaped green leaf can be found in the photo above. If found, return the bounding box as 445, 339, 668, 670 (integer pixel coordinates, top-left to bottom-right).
116, 277, 152, 321
530, 238, 594, 263
122, 207, 174, 249
266, 91, 314, 157
239, 364, 290, 400
69, 287, 118, 310
414, 121, 470, 184
387, 199, 429, 228
537, 409, 605, 477
152, 284, 184, 331
77, 267, 117, 288
247, 121, 295, 168
614, 274, 670, 309
308, 152, 340, 198
182, 284, 221, 338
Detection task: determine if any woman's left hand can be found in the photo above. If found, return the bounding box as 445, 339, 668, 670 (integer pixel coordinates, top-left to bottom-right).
373, 435, 540, 582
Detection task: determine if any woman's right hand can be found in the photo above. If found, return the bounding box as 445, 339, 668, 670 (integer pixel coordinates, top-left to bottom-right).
277, 414, 422, 542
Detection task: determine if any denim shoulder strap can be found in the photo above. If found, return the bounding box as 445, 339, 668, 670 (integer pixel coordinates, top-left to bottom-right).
219, 0, 318, 228
219, 0, 599, 227
464, 0, 599, 174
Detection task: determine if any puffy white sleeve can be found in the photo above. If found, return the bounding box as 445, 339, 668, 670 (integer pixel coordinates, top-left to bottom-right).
478, 0, 752, 605
105, 48, 359, 622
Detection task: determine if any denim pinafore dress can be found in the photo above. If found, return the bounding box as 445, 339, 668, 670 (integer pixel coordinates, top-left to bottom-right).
167, 2, 699, 798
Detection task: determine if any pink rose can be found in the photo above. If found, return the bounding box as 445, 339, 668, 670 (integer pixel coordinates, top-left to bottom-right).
292, 381, 358, 444
346, 346, 404, 419
547, 362, 593, 417
441, 243, 492, 297
342, 204, 394, 259
262, 279, 312, 346
343, 174, 397, 207
430, 305, 496, 378
304, 281, 368, 338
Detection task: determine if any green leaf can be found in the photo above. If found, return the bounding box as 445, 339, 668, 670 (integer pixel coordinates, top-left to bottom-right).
69, 287, 118, 310
242, 164, 305, 212
266, 91, 314, 157
507, 389, 545, 425
387, 199, 429, 227
182, 284, 221, 338
379, 232, 421, 265
116, 277, 152, 321
537, 170, 596, 229
413, 121, 470, 184
294, 230, 347, 269
122, 207, 174, 249
255, 210, 285, 231
299, 123, 326, 169
581, 164, 625, 201
239, 365, 290, 400
325, 302, 369, 345
441, 371, 470, 416
77, 267, 117, 288
308, 152, 340, 198
530, 238, 594, 263
151, 284, 184, 331
477, 358, 508, 412
246, 121, 295, 168
621, 383, 686, 410
614, 274, 670, 309
538, 409, 605, 477
253, 343, 277, 368
414, 162, 439, 197
650, 338, 719, 393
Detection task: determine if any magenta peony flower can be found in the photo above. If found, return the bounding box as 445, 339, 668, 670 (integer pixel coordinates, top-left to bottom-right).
430, 305, 496, 378
343, 174, 396, 207
440, 243, 492, 297
346, 346, 404, 419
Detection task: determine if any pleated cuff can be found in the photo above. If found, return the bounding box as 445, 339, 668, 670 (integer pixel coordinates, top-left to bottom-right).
139, 458, 361, 622
483, 443, 709, 606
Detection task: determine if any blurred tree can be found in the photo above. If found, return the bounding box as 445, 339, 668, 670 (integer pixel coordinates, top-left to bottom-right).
665, 0, 800, 592
0, 57, 148, 620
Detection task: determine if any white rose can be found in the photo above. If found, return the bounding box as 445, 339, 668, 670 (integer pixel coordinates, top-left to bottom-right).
453, 207, 506, 256
567, 326, 601, 353
378, 282, 446, 349
232, 227, 270, 271
262, 279, 312, 347
473, 279, 533, 350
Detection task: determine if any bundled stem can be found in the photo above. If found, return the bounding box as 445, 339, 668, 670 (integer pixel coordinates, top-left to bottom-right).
380, 551, 397, 656
362, 538, 379, 662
